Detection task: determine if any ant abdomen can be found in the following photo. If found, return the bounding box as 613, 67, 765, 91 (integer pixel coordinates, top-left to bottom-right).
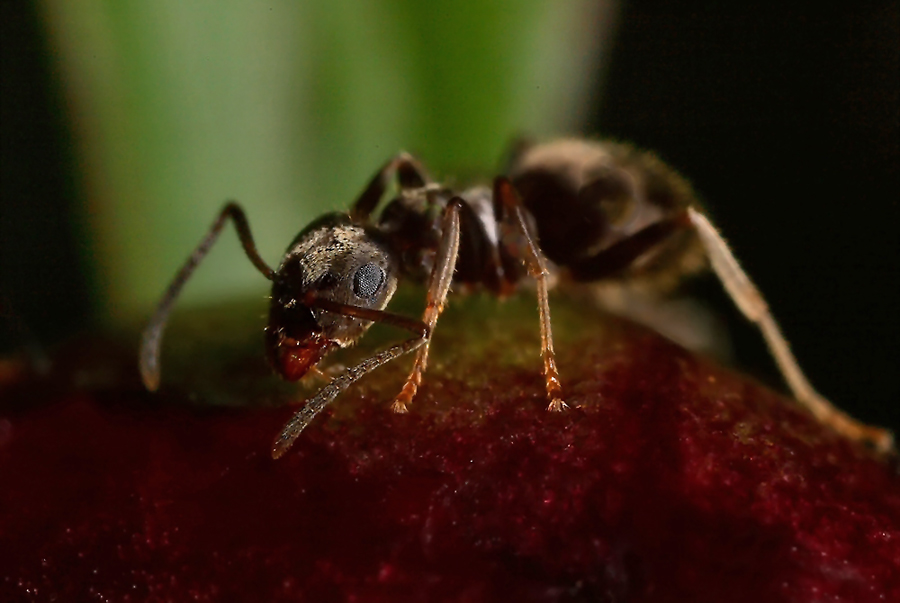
509, 138, 704, 287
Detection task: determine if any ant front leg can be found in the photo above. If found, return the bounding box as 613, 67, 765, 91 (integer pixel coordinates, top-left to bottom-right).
350, 152, 431, 224
494, 177, 566, 412
139, 202, 274, 391
687, 207, 895, 454
390, 198, 464, 413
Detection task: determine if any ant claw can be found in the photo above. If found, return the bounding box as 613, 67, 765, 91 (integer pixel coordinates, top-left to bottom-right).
547, 398, 568, 412
391, 400, 410, 414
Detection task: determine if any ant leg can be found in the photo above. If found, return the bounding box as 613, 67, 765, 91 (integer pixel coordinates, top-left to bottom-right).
494, 177, 566, 411
391, 198, 464, 413
350, 152, 430, 223
565, 213, 690, 281
452, 197, 510, 294
139, 202, 274, 392
687, 207, 894, 454
272, 333, 428, 459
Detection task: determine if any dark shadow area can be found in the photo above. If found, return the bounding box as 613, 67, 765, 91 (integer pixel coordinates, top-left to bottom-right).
1, 2, 92, 353
593, 1, 900, 433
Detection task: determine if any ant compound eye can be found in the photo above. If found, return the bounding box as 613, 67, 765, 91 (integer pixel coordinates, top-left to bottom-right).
353, 263, 385, 299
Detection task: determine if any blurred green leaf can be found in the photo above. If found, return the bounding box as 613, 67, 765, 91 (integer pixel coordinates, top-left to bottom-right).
38, 0, 614, 321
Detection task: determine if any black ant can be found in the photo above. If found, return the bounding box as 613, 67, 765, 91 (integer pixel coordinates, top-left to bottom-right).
139, 138, 894, 458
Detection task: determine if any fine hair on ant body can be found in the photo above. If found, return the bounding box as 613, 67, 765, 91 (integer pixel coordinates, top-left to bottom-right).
139, 138, 893, 458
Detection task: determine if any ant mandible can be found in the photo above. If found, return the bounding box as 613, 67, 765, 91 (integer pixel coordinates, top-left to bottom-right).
139, 138, 894, 458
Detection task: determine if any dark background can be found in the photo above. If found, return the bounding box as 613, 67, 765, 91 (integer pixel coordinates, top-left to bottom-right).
2, 2, 90, 351
2, 2, 898, 431
590, 2, 899, 433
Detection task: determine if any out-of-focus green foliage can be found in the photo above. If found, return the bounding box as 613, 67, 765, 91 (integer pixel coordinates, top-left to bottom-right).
38, 0, 613, 321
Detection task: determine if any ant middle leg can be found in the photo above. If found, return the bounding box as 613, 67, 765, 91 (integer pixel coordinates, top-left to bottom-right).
564, 212, 691, 281
494, 177, 566, 411
391, 198, 464, 413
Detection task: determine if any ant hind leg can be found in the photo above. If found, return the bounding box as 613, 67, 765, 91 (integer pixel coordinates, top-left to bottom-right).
687, 207, 894, 454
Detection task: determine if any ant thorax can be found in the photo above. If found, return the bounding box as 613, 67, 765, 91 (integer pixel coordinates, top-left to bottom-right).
376, 184, 511, 289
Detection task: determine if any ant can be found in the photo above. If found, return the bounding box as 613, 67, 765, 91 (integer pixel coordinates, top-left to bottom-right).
139, 138, 894, 458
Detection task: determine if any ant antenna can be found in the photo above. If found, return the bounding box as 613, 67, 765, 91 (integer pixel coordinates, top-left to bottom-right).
271, 334, 427, 459
139, 202, 274, 391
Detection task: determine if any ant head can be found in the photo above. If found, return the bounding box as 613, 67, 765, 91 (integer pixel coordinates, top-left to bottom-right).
265, 214, 398, 381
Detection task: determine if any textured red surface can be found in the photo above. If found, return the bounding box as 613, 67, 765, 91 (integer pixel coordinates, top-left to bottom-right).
1, 299, 898, 602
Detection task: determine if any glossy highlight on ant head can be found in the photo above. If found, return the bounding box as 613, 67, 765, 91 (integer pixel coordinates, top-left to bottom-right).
265, 213, 399, 381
